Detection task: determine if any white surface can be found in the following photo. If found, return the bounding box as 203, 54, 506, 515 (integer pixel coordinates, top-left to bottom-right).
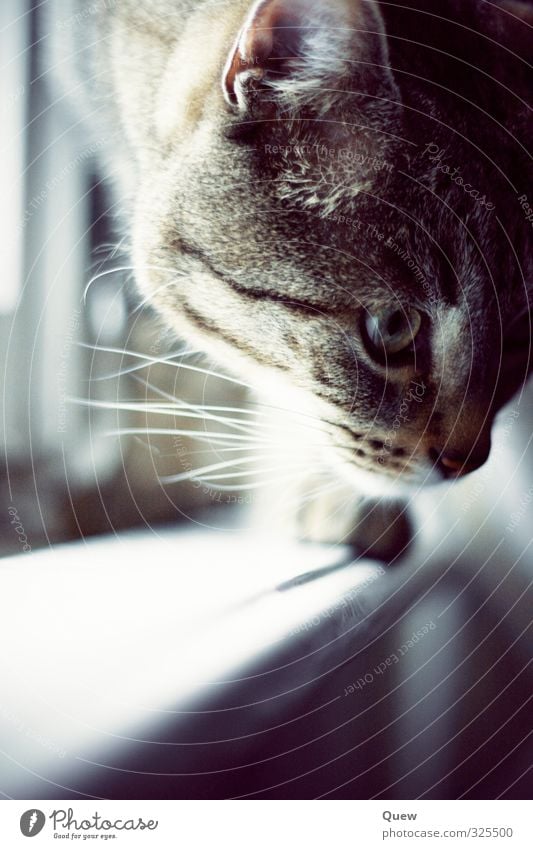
0, 530, 382, 791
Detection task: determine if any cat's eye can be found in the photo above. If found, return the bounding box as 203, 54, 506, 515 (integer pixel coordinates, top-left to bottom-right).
364, 307, 422, 360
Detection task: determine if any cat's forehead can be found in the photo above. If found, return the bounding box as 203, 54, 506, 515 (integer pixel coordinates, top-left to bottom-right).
171, 153, 456, 312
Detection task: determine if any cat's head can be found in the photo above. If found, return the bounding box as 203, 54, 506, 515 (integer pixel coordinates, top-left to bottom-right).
124, 0, 531, 486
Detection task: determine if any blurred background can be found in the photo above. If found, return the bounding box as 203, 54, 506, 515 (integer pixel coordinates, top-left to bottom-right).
0, 0, 254, 559
0, 0, 531, 801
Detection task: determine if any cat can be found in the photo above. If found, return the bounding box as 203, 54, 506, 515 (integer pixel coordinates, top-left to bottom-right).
45, 0, 532, 555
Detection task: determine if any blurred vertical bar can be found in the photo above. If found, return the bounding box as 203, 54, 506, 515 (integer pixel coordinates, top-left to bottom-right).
0, 0, 29, 456
1, 0, 109, 544
0, 0, 27, 316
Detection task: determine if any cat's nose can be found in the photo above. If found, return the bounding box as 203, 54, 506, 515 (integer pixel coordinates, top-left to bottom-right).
429, 443, 491, 479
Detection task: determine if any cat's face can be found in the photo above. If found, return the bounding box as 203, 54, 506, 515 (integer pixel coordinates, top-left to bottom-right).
120, 0, 531, 486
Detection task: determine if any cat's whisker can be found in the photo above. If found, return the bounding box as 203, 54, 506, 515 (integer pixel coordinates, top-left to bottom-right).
79, 343, 255, 391
173, 445, 314, 458
80, 347, 361, 447
73, 381, 359, 449
81, 344, 340, 436
129, 376, 351, 449
92, 242, 123, 254
108, 235, 130, 261
82, 343, 325, 424
186, 463, 306, 483
189, 472, 308, 493
154, 444, 259, 460
229, 395, 342, 436
126, 373, 267, 438
85, 349, 201, 382
72, 392, 346, 441
90, 236, 130, 261
82, 265, 138, 304
131, 272, 192, 314
106, 427, 272, 447
159, 453, 288, 485
329, 442, 362, 453
112, 402, 283, 420
70, 396, 279, 439
84, 262, 182, 305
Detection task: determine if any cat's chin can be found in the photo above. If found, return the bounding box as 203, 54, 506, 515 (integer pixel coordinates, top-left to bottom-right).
338, 458, 444, 499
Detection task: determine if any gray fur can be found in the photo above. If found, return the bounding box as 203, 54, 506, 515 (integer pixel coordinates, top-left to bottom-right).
42, 0, 532, 511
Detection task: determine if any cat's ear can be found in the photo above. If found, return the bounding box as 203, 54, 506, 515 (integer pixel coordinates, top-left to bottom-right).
222, 0, 396, 113
497, 0, 533, 25
485, 1, 533, 59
